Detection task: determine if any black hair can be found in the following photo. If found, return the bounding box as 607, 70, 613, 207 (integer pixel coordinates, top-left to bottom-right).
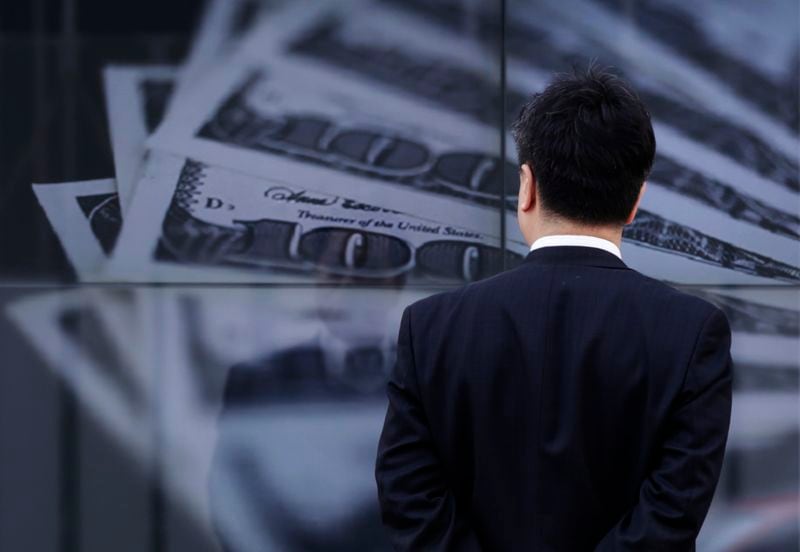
511, 64, 656, 225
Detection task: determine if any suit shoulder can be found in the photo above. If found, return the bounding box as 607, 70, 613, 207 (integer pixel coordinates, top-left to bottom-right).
405, 285, 464, 322
629, 268, 724, 321
405, 265, 530, 324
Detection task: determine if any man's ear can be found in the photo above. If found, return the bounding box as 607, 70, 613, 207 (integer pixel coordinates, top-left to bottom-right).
519, 163, 535, 212
625, 181, 647, 224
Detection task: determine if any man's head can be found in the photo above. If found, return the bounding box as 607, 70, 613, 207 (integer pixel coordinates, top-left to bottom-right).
511, 65, 655, 245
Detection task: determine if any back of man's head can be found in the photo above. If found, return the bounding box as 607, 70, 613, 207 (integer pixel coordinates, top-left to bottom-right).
511, 66, 656, 226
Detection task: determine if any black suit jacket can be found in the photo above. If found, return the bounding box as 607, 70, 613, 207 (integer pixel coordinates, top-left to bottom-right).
375, 245, 733, 551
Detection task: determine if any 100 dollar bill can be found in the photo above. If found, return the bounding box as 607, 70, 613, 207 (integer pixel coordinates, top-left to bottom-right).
105, 152, 526, 283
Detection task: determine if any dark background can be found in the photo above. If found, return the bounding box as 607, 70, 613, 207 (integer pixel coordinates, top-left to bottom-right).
0, 0, 204, 280
0, 0, 202, 34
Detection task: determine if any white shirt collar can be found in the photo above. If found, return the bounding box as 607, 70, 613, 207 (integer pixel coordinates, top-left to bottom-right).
529, 234, 622, 260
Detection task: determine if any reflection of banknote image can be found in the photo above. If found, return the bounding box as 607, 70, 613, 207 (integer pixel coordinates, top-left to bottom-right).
57, 304, 143, 410
5, 284, 795, 550
219, 343, 390, 406
152, 159, 522, 282
210, 344, 393, 551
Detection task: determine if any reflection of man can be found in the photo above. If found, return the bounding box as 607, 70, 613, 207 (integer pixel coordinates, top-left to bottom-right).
375, 67, 733, 551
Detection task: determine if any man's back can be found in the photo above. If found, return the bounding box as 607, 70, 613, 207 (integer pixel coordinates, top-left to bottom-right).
376, 245, 733, 550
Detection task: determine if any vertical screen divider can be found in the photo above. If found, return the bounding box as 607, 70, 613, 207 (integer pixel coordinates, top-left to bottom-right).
500, 0, 508, 271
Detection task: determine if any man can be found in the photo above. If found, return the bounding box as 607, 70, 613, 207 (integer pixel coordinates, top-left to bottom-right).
374, 67, 733, 551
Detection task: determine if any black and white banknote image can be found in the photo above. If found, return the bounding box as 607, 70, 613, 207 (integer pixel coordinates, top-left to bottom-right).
148, 63, 509, 235
145, 0, 799, 285
102, 1, 285, 214
106, 152, 524, 283
32, 179, 122, 278
174, 0, 285, 107
25, 0, 799, 287
104, 65, 178, 213
23, 0, 796, 287
575, 0, 800, 134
